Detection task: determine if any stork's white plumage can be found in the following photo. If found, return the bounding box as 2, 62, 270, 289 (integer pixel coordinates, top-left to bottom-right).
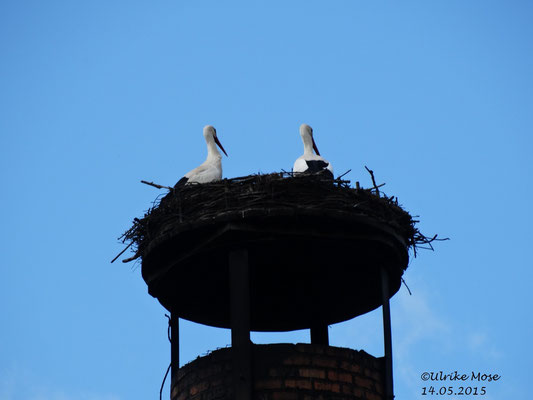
293, 123, 333, 178
175, 125, 228, 187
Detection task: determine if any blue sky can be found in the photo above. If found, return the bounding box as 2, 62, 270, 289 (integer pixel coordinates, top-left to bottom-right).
1, 1, 532, 399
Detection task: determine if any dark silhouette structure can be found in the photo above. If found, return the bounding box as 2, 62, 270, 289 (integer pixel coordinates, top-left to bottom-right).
131, 174, 416, 400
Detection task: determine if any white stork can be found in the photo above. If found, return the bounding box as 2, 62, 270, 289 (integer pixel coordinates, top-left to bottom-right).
175, 125, 228, 187
293, 123, 333, 178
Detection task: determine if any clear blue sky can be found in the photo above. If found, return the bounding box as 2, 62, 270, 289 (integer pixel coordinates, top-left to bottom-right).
1, 1, 532, 399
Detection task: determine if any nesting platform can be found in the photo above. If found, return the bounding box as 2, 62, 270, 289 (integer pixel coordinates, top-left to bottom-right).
124, 173, 416, 332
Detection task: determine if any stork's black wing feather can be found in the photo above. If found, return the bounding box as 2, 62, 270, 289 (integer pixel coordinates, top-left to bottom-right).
305, 160, 333, 179
305, 160, 329, 172
174, 176, 189, 188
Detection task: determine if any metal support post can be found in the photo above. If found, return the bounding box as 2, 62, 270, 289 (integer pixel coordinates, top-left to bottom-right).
170, 315, 179, 398
229, 249, 252, 400
380, 267, 394, 400
310, 324, 329, 345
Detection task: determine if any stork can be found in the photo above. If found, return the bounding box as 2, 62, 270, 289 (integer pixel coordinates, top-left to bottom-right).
175, 125, 228, 187
293, 123, 333, 178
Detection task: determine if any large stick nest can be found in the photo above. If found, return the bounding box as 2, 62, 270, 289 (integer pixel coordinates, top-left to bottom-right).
119, 172, 439, 264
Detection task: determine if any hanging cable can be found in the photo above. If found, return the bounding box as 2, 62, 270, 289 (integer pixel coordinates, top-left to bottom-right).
165, 314, 171, 342
160, 363, 171, 400
160, 314, 173, 400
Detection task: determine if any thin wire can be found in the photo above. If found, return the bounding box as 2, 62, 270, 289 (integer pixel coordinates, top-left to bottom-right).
159, 314, 173, 400
160, 363, 171, 400
401, 277, 412, 295
165, 314, 171, 342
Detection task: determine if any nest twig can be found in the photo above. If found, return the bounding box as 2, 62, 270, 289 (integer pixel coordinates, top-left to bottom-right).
116, 172, 443, 264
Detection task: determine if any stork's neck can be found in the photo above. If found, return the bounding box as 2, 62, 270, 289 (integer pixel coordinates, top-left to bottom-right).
206, 137, 222, 161
302, 134, 315, 156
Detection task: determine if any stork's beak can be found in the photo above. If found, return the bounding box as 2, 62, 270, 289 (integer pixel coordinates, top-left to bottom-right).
214, 135, 228, 156
312, 137, 320, 156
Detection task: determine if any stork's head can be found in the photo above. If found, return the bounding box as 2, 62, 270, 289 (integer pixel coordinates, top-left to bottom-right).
203, 125, 216, 139
299, 123, 320, 156
203, 125, 228, 156
299, 123, 313, 138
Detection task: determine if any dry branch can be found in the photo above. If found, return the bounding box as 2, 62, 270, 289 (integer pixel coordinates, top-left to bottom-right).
364, 166, 381, 196
118, 172, 441, 265
110, 242, 132, 263
141, 180, 172, 190
337, 169, 351, 179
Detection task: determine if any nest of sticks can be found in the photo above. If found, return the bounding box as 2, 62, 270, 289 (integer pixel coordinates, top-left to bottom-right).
117, 171, 441, 264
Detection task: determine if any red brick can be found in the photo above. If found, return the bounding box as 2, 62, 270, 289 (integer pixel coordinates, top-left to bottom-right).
312, 356, 338, 368
299, 368, 326, 379
269, 367, 296, 377
364, 368, 382, 381
328, 370, 338, 381
177, 369, 187, 380
203, 385, 226, 400
171, 344, 386, 400
372, 371, 383, 382
210, 378, 223, 387
327, 370, 352, 383
189, 381, 208, 396
313, 381, 340, 393
340, 361, 362, 373
198, 368, 211, 379
352, 387, 364, 398
325, 346, 350, 358
296, 343, 324, 354
179, 375, 195, 389
254, 379, 283, 390
282, 354, 312, 366
338, 372, 353, 383
285, 379, 313, 390
354, 376, 373, 390
342, 384, 353, 395
272, 391, 298, 400
366, 392, 382, 400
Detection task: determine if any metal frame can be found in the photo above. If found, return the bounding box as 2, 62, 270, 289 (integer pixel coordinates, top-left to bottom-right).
381, 266, 394, 400
229, 249, 252, 400
310, 324, 329, 345
169, 250, 395, 400
170, 315, 179, 396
